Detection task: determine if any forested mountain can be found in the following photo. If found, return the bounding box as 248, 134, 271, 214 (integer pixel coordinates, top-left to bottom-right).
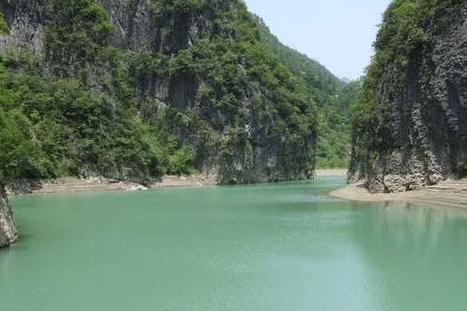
0, 0, 326, 189
317, 80, 361, 168
350, 0, 466, 192
253, 15, 357, 168
0, 0, 362, 247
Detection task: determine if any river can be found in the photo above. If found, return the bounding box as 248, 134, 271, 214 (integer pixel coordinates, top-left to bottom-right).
1, 177, 467, 310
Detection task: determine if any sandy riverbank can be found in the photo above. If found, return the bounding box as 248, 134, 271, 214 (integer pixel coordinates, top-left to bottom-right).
331, 179, 467, 209
22, 174, 217, 195
24, 177, 149, 195
17, 170, 467, 210
315, 169, 347, 177
151, 175, 217, 188
15, 169, 346, 195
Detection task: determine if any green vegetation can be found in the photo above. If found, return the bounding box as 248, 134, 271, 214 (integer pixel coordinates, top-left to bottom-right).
0, 0, 187, 185
127, 0, 318, 182
350, 0, 464, 179
45, 0, 115, 75
0, 0, 331, 186
253, 16, 342, 102
0, 12, 8, 34
253, 15, 357, 169
317, 81, 361, 168
0, 106, 48, 184
0, 54, 164, 184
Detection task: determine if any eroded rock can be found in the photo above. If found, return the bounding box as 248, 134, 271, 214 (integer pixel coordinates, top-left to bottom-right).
0, 186, 18, 248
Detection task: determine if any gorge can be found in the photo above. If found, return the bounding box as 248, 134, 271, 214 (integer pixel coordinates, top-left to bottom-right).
2, 1, 467, 309
0, 2, 467, 308
0, 0, 333, 186
0, 0, 353, 247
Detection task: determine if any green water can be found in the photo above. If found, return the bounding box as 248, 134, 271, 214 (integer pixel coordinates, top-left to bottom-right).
1, 177, 467, 311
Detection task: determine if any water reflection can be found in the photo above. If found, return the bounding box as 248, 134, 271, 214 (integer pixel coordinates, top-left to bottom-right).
354, 201, 467, 247
350, 201, 467, 310
2, 179, 467, 311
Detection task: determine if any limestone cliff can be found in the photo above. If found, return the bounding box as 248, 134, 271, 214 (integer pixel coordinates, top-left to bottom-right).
350, 0, 466, 192
0, 186, 18, 248
0, 0, 319, 185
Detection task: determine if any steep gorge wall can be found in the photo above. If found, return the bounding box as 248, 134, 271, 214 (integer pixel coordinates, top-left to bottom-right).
102, 0, 318, 183
0, 0, 318, 185
350, 0, 467, 192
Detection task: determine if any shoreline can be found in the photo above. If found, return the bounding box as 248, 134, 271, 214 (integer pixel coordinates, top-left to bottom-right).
315, 169, 347, 177
10, 170, 467, 210
13, 169, 347, 196
16, 174, 217, 196
330, 179, 467, 209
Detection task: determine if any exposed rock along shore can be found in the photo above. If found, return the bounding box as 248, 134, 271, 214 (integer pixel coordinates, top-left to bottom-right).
0, 186, 18, 248
8, 175, 217, 196
331, 179, 467, 209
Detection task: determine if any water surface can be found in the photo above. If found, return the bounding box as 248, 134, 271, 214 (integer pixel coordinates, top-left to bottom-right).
2, 177, 467, 310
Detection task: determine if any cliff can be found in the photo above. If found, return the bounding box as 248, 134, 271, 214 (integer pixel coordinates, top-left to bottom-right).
0, 186, 18, 248
0, 0, 326, 185
349, 0, 467, 192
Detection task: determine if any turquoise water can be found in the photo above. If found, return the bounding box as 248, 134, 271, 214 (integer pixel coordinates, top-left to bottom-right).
1, 177, 467, 310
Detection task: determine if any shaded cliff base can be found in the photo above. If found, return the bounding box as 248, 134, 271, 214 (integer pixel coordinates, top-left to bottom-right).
331, 179, 467, 209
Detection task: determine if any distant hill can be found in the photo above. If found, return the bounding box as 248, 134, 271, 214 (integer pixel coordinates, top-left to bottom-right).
252, 15, 358, 168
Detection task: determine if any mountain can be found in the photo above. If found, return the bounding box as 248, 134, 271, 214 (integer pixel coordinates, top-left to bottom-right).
349, 0, 466, 192
0, 0, 361, 246
252, 15, 357, 168
0, 0, 322, 188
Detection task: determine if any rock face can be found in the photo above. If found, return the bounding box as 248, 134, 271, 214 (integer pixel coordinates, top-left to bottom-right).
0, 186, 18, 248
350, 0, 467, 192
99, 0, 317, 183
0, 0, 318, 184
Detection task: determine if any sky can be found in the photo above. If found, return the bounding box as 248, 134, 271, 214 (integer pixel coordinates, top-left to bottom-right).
243, 0, 392, 80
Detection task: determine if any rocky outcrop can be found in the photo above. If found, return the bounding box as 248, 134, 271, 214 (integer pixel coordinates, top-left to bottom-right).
0, 0, 318, 185
350, 0, 467, 192
100, 0, 317, 183
0, 0, 45, 54
0, 186, 18, 248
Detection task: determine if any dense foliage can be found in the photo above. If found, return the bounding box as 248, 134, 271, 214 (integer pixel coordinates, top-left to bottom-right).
0, 12, 7, 34
253, 15, 357, 168
0, 0, 181, 185
123, 0, 319, 183
0, 0, 336, 185
317, 81, 361, 168
0, 54, 166, 184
